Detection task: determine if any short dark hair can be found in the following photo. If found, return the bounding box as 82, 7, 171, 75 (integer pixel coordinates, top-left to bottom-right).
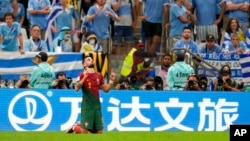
175, 53, 185, 61
4, 12, 15, 20
183, 26, 192, 31
31, 24, 41, 30
163, 53, 172, 59
56, 71, 66, 79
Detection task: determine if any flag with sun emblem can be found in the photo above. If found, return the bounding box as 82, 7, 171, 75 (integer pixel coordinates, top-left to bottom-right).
0, 52, 108, 82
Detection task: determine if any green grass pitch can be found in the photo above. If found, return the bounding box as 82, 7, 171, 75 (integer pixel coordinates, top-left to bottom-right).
0, 131, 228, 141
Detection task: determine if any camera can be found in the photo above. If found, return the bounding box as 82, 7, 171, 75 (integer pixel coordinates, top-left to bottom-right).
221, 70, 230, 76
217, 77, 232, 91
188, 80, 195, 90
120, 84, 126, 90
236, 81, 244, 90
145, 84, 153, 90
198, 75, 208, 91
217, 77, 224, 86
118, 77, 131, 90
130, 76, 137, 85
20, 80, 29, 88
57, 77, 72, 89
154, 76, 163, 90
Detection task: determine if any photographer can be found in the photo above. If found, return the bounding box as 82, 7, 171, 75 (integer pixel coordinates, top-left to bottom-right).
198, 74, 208, 91
16, 74, 31, 88
141, 77, 156, 90
184, 74, 201, 91
115, 77, 131, 90
51, 72, 72, 89
214, 65, 240, 91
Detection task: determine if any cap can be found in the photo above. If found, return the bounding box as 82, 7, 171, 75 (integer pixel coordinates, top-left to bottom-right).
35, 52, 48, 62
206, 34, 215, 41
60, 26, 71, 31
85, 31, 97, 41
136, 40, 144, 48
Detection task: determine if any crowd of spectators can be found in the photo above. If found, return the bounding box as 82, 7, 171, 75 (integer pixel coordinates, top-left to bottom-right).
0, 0, 250, 92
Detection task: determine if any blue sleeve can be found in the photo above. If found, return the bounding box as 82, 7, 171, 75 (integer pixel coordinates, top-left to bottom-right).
72, 8, 79, 20
172, 6, 183, 18
192, 42, 198, 53
199, 46, 205, 54
107, 7, 118, 16
174, 41, 180, 48
240, 41, 249, 51
24, 40, 31, 51
216, 0, 222, 4
148, 69, 156, 77
87, 6, 96, 15
10, 0, 16, 3
28, 0, 34, 10
20, 4, 25, 17
46, 0, 52, 6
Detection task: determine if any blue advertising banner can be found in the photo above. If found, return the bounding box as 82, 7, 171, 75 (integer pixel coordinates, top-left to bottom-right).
0, 89, 249, 131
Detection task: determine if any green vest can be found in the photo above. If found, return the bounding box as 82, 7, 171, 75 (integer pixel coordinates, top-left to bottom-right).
121, 48, 144, 76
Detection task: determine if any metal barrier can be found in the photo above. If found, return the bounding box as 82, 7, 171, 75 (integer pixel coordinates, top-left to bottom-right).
171, 48, 220, 76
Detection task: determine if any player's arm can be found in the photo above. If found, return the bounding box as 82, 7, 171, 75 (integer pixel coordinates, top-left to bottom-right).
100, 71, 116, 93
75, 75, 87, 92
100, 82, 114, 93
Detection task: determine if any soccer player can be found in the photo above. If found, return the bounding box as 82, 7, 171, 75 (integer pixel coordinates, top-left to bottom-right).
0, 12, 24, 54
74, 56, 116, 134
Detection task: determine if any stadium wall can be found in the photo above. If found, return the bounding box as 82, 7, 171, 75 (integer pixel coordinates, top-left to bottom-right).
0, 89, 249, 131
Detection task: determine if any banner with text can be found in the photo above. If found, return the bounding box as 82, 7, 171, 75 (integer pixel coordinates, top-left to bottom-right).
0, 89, 249, 131
198, 54, 243, 80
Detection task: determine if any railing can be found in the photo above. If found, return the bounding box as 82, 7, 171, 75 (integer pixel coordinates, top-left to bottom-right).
171, 48, 220, 76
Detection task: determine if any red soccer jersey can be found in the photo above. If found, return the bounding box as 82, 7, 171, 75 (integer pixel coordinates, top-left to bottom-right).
78, 72, 104, 99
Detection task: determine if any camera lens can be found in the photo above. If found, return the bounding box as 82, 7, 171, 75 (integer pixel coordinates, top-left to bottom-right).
120, 84, 126, 90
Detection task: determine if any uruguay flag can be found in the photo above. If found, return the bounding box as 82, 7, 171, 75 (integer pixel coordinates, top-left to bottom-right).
0, 52, 109, 83
44, 2, 64, 51
239, 54, 250, 83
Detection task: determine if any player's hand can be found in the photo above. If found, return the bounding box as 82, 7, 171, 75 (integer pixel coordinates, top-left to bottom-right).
109, 69, 116, 81
83, 68, 89, 79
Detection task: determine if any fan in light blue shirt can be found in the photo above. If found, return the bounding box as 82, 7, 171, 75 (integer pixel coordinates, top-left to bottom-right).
142, 0, 169, 23
0, 13, 22, 52
86, 4, 119, 40
24, 25, 48, 52
174, 27, 198, 53
199, 34, 222, 54
222, 33, 250, 54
